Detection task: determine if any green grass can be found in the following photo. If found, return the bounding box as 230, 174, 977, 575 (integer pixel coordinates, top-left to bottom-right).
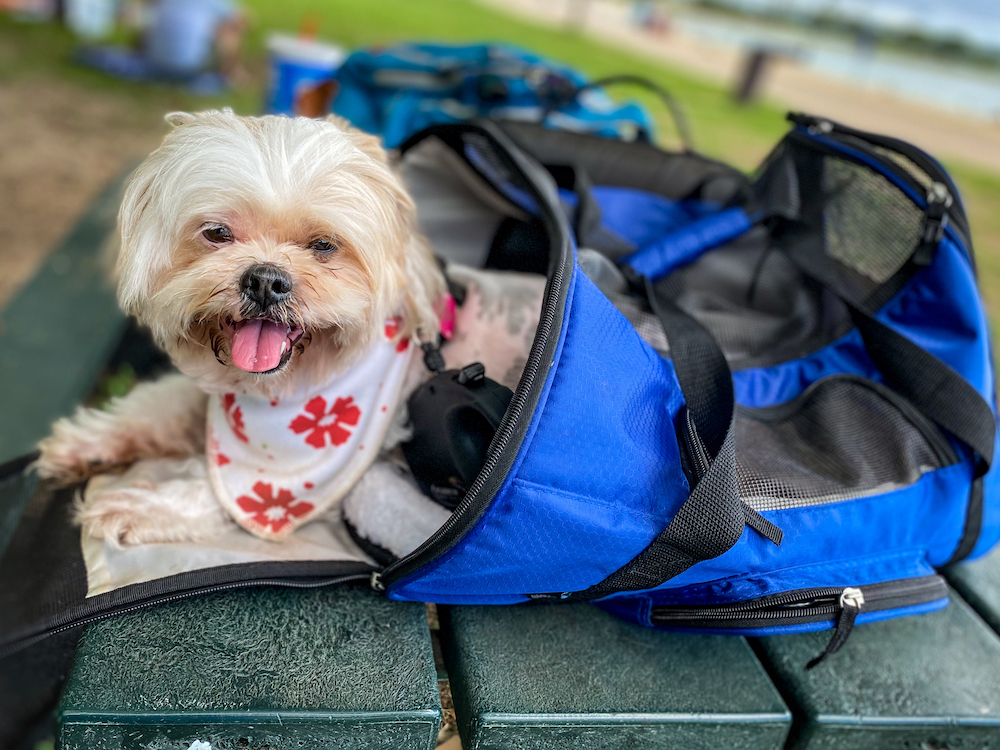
3, 0, 1000, 326
88, 363, 137, 408
946, 160, 1000, 326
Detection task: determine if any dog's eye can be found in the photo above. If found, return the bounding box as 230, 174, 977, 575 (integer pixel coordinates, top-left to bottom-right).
202, 225, 234, 244
308, 237, 339, 255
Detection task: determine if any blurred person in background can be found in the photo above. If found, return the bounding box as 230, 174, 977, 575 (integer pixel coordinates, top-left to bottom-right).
75, 0, 248, 92
143, 0, 248, 84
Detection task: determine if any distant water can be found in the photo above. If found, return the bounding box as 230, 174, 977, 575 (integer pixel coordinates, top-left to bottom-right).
674, 5, 1000, 121
716, 0, 1000, 52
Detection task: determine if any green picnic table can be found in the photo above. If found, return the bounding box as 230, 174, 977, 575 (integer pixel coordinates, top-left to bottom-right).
4, 178, 1000, 750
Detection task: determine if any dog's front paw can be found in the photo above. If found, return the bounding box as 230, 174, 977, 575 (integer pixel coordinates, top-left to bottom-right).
75, 489, 172, 546
74, 458, 232, 546
76, 495, 229, 546
36, 414, 134, 485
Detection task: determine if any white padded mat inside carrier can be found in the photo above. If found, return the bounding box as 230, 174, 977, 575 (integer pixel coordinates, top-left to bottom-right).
79, 458, 375, 597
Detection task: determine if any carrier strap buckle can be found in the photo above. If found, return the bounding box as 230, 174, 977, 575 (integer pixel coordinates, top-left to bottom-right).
914, 182, 954, 265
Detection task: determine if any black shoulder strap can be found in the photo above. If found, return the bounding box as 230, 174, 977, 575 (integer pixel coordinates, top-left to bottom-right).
571, 272, 780, 600
774, 224, 996, 561
849, 305, 994, 477
773, 226, 996, 478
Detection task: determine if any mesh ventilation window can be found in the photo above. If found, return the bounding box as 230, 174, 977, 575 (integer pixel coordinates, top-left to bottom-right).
736, 377, 947, 512
820, 157, 924, 284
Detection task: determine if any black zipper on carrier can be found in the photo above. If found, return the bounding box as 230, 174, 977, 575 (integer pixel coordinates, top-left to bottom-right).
681, 406, 711, 482
375, 124, 574, 592
375, 218, 568, 592
377, 257, 562, 588
649, 575, 945, 627
650, 575, 947, 666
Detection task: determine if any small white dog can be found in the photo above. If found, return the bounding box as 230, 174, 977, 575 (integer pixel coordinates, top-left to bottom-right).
36, 111, 543, 549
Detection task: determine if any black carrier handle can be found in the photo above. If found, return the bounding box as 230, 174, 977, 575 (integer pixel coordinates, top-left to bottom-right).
538, 74, 695, 152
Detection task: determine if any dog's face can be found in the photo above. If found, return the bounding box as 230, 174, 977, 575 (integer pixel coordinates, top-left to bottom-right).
117, 111, 441, 397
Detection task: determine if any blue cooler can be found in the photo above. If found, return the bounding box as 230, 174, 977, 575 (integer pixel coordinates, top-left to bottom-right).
266, 34, 346, 116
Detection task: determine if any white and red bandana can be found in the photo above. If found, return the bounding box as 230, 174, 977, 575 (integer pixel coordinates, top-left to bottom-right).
207, 321, 414, 541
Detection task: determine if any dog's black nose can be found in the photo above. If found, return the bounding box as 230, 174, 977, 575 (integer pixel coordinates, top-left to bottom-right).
240, 264, 292, 312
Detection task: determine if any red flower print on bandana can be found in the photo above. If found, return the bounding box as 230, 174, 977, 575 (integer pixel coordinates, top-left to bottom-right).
236, 481, 313, 534
208, 435, 230, 467
289, 395, 362, 449
384, 318, 410, 353
221, 394, 248, 443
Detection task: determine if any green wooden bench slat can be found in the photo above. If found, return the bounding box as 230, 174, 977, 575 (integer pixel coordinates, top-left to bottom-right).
947, 551, 1000, 636
753, 591, 1000, 750
442, 602, 790, 750
0, 176, 128, 464
58, 586, 441, 750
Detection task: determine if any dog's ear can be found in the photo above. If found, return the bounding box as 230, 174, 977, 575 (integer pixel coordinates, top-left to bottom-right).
382, 179, 445, 344
325, 113, 443, 339
165, 109, 236, 129
400, 231, 447, 346
165, 112, 197, 128
325, 114, 390, 164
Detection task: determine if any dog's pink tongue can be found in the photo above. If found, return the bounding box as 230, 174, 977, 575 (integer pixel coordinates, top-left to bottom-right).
231, 319, 287, 373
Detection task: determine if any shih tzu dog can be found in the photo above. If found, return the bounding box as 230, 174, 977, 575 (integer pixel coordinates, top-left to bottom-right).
35, 110, 544, 549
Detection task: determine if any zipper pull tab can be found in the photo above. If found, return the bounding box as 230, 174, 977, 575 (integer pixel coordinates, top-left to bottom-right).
806, 587, 864, 669
786, 113, 834, 134
809, 119, 833, 136
370, 571, 385, 592
914, 182, 953, 266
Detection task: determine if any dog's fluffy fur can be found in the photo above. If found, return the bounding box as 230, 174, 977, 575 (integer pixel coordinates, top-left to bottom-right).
36, 111, 451, 544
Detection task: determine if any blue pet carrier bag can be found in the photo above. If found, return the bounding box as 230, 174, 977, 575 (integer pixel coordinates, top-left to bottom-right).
369, 114, 999, 665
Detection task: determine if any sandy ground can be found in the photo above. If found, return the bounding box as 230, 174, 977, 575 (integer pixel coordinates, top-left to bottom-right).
0, 76, 164, 306
481, 0, 1000, 172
